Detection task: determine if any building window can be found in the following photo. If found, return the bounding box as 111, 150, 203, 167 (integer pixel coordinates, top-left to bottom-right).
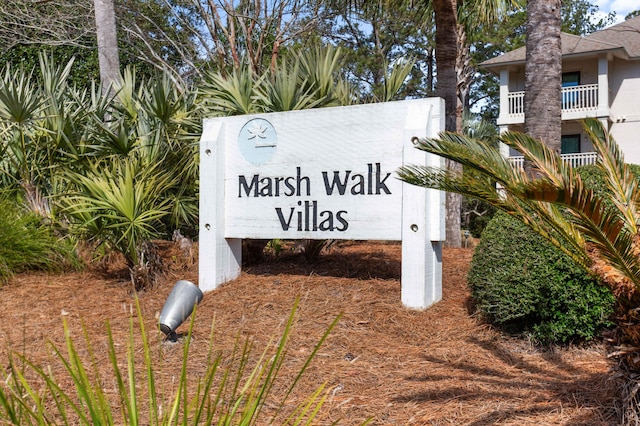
562, 72, 581, 109
562, 72, 581, 87
561, 134, 580, 154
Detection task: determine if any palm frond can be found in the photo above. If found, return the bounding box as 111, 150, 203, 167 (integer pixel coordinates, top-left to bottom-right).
499, 131, 566, 186
0, 67, 43, 126
39, 54, 74, 98
400, 126, 640, 290
375, 57, 415, 102
522, 178, 640, 288
459, 0, 523, 26
409, 132, 526, 188
582, 117, 640, 234
63, 158, 175, 267
258, 60, 325, 112
201, 68, 261, 116
297, 46, 344, 107
398, 163, 590, 268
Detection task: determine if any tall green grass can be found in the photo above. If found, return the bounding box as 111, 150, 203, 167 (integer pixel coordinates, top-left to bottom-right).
0, 196, 77, 283
0, 299, 357, 425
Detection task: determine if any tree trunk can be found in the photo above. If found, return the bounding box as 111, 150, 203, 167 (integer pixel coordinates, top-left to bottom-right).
524, 0, 562, 150
94, 0, 121, 91
434, 0, 462, 248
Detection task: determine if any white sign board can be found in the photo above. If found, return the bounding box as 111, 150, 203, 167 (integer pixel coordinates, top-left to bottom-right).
199, 98, 446, 309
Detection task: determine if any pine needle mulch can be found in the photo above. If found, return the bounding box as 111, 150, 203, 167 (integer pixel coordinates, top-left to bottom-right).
0, 241, 621, 425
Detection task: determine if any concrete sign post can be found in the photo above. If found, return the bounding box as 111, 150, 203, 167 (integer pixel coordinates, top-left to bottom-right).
199, 98, 446, 309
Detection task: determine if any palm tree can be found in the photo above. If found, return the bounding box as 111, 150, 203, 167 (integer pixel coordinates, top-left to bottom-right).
326, 0, 521, 247
421, 0, 521, 246
524, 0, 562, 149
94, 0, 121, 90
431, 0, 465, 247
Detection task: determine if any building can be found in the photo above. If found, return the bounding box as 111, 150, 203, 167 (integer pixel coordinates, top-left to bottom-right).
479, 15, 640, 166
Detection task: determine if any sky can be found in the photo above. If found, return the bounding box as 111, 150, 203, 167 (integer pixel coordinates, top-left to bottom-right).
595, 0, 638, 24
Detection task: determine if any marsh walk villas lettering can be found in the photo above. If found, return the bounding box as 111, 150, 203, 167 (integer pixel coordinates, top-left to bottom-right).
199, 98, 446, 309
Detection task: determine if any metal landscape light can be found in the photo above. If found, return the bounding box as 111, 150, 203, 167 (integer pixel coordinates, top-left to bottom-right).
159, 280, 204, 339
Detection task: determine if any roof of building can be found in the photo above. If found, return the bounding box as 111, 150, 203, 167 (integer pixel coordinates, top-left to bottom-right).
480, 15, 640, 70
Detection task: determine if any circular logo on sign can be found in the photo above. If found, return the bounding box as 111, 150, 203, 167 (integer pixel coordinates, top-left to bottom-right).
238, 118, 277, 164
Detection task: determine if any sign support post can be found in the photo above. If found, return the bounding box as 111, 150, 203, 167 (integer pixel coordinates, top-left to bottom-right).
199, 121, 242, 290
401, 103, 445, 308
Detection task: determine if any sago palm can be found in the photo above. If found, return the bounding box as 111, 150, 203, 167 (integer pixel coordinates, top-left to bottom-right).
398, 118, 640, 359
400, 118, 640, 293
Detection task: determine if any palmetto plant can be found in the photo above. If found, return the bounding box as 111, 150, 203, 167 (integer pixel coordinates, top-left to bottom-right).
398, 117, 640, 363
105, 69, 201, 231
201, 67, 263, 116
0, 55, 201, 288
63, 158, 176, 290
258, 60, 326, 112
200, 46, 415, 117
0, 64, 48, 214
0, 56, 95, 218
57, 67, 200, 288
298, 45, 350, 107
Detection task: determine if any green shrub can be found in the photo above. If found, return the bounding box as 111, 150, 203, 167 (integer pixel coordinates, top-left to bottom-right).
0, 196, 78, 283
576, 164, 640, 212
468, 211, 615, 344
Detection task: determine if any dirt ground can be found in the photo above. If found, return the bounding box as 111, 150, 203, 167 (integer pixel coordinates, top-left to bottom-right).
0, 241, 621, 425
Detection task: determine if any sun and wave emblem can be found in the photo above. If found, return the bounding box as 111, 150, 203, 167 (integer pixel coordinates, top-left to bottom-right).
238, 118, 277, 164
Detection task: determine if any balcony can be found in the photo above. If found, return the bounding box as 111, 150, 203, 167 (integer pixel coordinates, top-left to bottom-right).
502, 84, 600, 123
509, 152, 598, 169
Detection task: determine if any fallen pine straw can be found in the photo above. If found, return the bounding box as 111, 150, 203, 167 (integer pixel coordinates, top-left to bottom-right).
0, 241, 622, 424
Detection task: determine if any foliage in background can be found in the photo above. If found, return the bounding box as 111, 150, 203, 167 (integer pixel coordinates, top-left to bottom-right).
0, 195, 78, 284
0, 0, 189, 86
0, 300, 351, 425
315, 2, 436, 100
468, 211, 614, 344
471, 0, 616, 122
200, 46, 413, 118
0, 54, 201, 289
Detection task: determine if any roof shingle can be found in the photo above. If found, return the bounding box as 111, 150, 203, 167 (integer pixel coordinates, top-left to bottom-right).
480, 15, 640, 69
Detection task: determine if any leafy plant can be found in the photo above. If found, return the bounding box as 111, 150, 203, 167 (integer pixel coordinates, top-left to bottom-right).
0, 195, 78, 283
62, 158, 175, 290
397, 118, 640, 300
469, 211, 614, 344
201, 68, 263, 116
397, 117, 640, 376
0, 299, 348, 425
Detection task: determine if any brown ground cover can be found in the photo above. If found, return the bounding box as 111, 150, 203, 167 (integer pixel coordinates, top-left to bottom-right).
0, 241, 621, 425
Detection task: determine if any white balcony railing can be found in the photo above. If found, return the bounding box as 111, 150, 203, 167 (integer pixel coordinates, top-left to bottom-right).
563, 84, 599, 112
509, 152, 598, 169
507, 91, 525, 117
507, 84, 599, 117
